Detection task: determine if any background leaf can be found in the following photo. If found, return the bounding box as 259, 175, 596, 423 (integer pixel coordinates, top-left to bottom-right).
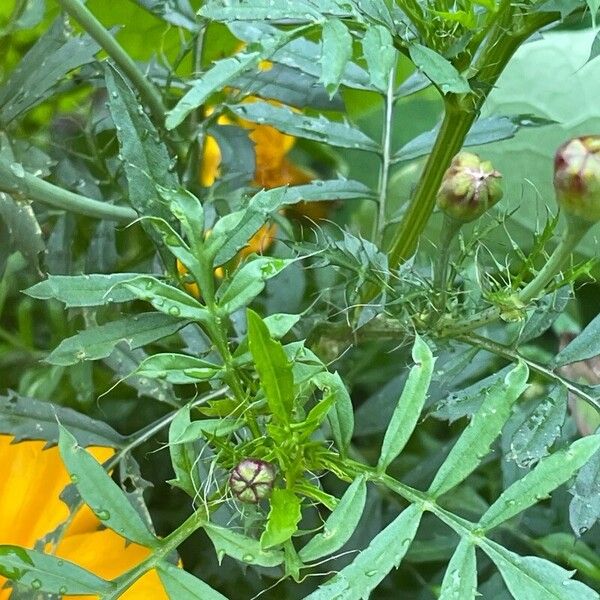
320, 19, 352, 97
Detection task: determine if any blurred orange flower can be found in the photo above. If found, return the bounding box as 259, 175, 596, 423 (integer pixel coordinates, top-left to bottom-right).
0, 436, 167, 599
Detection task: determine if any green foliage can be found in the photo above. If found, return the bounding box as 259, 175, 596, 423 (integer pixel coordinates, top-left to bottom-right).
0, 0, 599, 598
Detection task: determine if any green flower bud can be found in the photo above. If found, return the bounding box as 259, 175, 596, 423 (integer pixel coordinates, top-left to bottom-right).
229, 458, 276, 503
554, 136, 600, 222
436, 152, 503, 222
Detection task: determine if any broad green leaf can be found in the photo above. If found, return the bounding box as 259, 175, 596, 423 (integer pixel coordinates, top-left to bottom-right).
204, 523, 285, 567
0, 391, 126, 448
303, 503, 422, 600
58, 426, 158, 548
218, 257, 294, 313
157, 561, 228, 600
200, 0, 324, 22
555, 313, 600, 366
0, 19, 100, 125
136, 353, 221, 384
481, 539, 599, 600
261, 488, 302, 548
428, 362, 529, 497
264, 313, 301, 338
25, 273, 140, 307
168, 406, 200, 497
172, 418, 241, 442
534, 533, 600, 582
312, 371, 354, 455
47, 312, 186, 367
408, 44, 470, 94
166, 33, 285, 130
506, 386, 567, 467
247, 308, 294, 424
320, 19, 352, 97
229, 101, 379, 151
569, 444, 600, 536
0, 546, 113, 595
105, 65, 177, 225
355, 0, 394, 27
299, 476, 367, 562
377, 335, 435, 472
439, 539, 477, 600
479, 435, 600, 531
361, 25, 395, 91
116, 275, 210, 322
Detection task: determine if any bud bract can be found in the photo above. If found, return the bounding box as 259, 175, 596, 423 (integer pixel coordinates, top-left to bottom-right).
229, 458, 276, 503
436, 152, 503, 222
554, 136, 600, 222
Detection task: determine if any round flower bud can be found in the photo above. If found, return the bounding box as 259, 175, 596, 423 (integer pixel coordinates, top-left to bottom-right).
436, 152, 503, 222
229, 458, 276, 503
554, 135, 600, 222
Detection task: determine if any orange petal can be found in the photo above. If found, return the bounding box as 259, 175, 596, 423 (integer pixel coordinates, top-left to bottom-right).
200, 135, 222, 187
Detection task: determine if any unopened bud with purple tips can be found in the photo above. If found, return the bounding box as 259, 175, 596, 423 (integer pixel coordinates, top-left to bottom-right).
436, 152, 503, 222
229, 458, 276, 503
554, 136, 600, 222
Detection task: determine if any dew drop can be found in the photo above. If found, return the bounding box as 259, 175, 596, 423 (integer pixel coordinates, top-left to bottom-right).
242, 553, 255, 562
168, 306, 181, 316
95, 509, 111, 521
9, 163, 25, 178
31, 579, 42, 589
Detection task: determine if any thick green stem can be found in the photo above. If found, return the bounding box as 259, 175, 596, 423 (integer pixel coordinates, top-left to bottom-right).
0, 159, 136, 222
433, 215, 463, 293
56, 0, 167, 124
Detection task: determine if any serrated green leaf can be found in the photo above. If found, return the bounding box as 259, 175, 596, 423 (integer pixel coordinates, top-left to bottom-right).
0, 19, 100, 125
0, 546, 114, 595
218, 257, 294, 313
480, 435, 600, 531
116, 275, 210, 322
229, 101, 379, 150
555, 313, 600, 366
362, 25, 395, 91
439, 539, 477, 600
303, 503, 422, 600
136, 352, 221, 384
481, 539, 599, 600
261, 488, 302, 548
312, 371, 354, 455
320, 19, 352, 97
408, 44, 470, 94
47, 312, 186, 366
204, 522, 285, 567
569, 445, 600, 536
157, 561, 228, 600
247, 308, 294, 424
299, 476, 367, 562
0, 391, 126, 448
25, 273, 141, 307
428, 362, 529, 497
377, 335, 435, 472
58, 426, 157, 548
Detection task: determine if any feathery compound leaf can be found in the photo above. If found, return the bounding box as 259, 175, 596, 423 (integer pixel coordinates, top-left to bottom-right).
303, 503, 422, 600
157, 562, 228, 600
0, 546, 114, 596
47, 312, 186, 366
439, 539, 477, 600
0, 392, 125, 448
261, 488, 302, 548
136, 353, 221, 384
229, 101, 379, 150
479, 435, 600, 531
299, 475, 367, 562
58, 426, 158, 548
204, 523, 285, 567
408, 44, 470, 94
361, 25, 396, 91
25, 273, 141, 307
481, 539, 599, 600
428, 362, 529, 497
320, 19, 352, 97
377, 335, 435, 472
247, 309, 294, 424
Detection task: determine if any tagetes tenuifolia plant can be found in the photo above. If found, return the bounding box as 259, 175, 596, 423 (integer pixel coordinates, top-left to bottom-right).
2, 0, 600, 599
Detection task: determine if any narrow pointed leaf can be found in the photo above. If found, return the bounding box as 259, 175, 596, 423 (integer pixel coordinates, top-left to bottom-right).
555, 312, 600, 366
303, 503, 422, 600
377, 335, 435, 472
157, 561, 228, 600
299, 476, 367, 562
136, 353, 221, 384
362, 25, 396, 91
408, 44, 470, 94
428, 362, 529, 497
569, 446, 600, 536
261, 488, 302, 548
58, 426, 157, 548
439, 539, 477, 600
320, 19, 352, 96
